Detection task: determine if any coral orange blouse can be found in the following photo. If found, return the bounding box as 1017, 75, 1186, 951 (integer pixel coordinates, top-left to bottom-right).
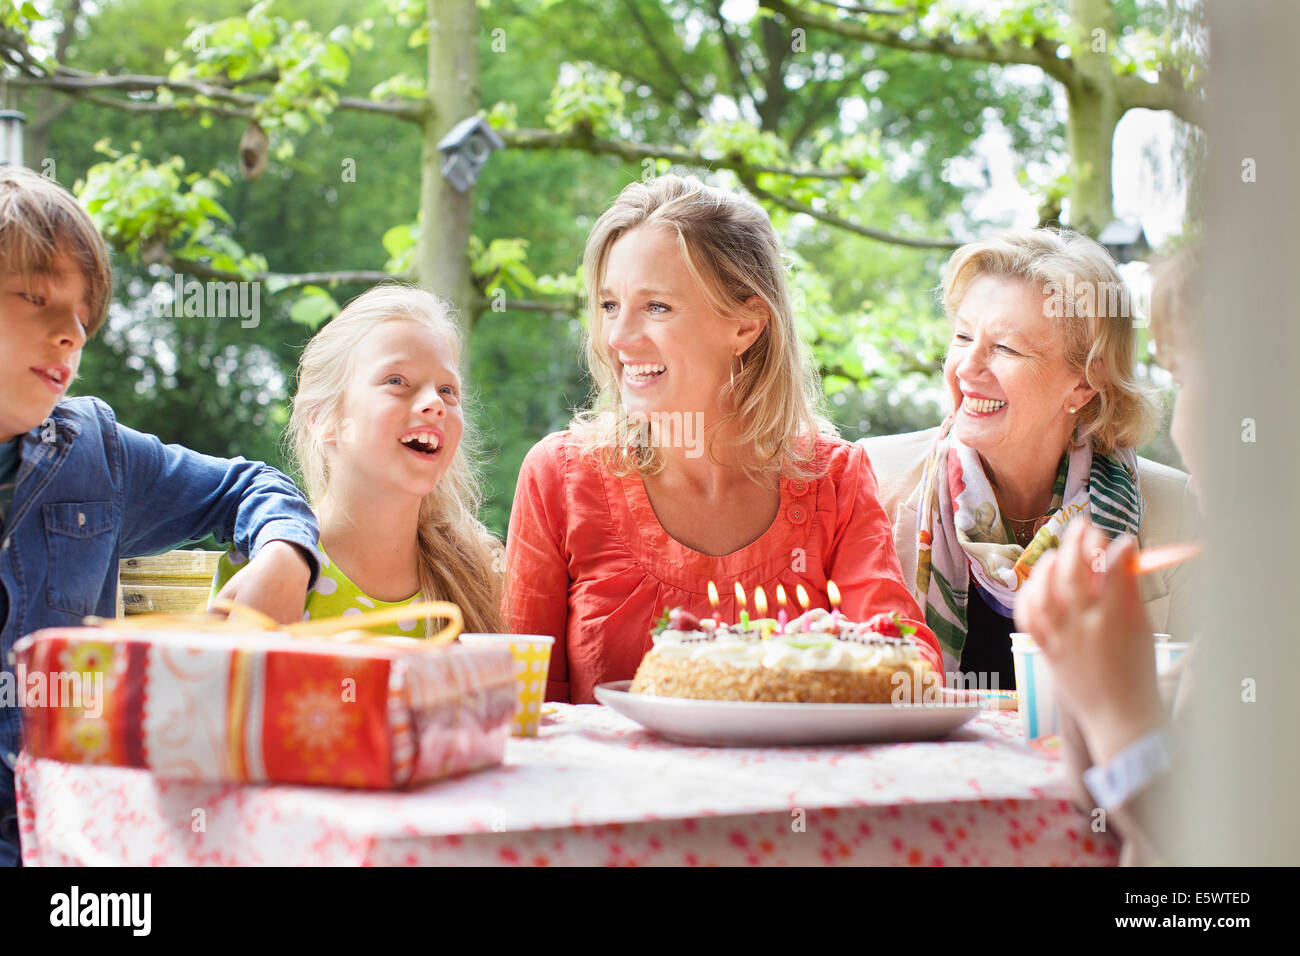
505, 432, 940, 704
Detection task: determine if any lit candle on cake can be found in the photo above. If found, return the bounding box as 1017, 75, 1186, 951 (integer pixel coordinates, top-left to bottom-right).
753, 586, 770, 638
775, 584, 788, 634
795, 584, 811, 632
827, 579, 842, 628
708, 580, 722, 626
734, 581, 749, 629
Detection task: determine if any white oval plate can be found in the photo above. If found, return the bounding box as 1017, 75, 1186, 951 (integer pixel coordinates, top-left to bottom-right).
593, 680, 984, 747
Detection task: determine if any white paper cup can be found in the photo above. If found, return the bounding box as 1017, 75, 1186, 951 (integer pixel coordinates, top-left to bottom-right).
1011, 632, 1191, 739
458, 634, 554, 736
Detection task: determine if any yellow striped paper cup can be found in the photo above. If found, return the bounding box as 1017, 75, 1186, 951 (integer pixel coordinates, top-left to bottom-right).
458, 634, 554, 736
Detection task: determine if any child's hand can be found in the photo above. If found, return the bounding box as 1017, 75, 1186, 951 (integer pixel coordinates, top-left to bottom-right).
1013, 520, 1165, 764
212, 540, 313, 626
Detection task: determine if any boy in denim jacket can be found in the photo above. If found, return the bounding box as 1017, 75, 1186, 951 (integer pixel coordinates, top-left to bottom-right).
0, 166, 321, 865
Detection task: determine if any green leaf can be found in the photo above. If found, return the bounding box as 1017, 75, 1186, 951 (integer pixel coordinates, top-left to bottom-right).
381, 223, 418, 274
544, 62, 626, 136
288, 286, 340, 328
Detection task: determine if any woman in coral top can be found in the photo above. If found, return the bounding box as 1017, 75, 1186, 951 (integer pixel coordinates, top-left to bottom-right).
505, 175, 938, 703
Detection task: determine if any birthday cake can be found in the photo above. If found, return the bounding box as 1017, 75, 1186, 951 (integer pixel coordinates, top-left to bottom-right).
629, 607, 936, 704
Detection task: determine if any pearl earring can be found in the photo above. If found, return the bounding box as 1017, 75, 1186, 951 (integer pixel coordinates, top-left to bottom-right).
1068, 406, 1076, 414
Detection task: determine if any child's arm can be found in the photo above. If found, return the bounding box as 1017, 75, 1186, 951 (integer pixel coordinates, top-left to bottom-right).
505, 438, 571, 701
210, 541, 313, 624
1013, 520, 1166, 763
1016, 522, 1192, 863
111, 412, 320, 624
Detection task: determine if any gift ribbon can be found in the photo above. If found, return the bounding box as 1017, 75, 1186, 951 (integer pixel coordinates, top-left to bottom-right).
287, 600, 463, 647
84, 598, 464, 648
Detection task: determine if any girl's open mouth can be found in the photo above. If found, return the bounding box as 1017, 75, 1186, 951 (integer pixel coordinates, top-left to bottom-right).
399, 432, 442, 457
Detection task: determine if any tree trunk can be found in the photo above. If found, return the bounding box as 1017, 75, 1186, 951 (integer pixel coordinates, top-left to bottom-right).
1065, 0, 1120, 237
1064, 83, 1118, 236
21, 0, 84, 172
418, 0, 479, 328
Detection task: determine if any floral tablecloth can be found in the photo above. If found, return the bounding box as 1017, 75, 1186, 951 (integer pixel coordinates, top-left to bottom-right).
15, 704, 1119, 865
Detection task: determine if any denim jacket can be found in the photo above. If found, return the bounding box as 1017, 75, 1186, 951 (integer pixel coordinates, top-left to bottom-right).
0, 396, 321, 777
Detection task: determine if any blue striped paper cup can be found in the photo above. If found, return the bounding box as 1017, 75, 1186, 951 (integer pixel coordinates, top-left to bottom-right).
1012, 633, 1192, 739
1154, 635, 1191, 675
1011, 633, 1057, 739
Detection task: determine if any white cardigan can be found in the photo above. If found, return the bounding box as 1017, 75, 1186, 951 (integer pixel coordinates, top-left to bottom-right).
859, 428, 1203, 641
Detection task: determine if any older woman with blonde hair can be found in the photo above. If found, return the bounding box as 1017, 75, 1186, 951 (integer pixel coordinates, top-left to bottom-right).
863, 228, 1200, 685
506, 175, 938, 703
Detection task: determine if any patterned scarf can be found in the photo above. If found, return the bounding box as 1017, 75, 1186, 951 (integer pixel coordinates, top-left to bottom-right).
914, 416, 1144, 672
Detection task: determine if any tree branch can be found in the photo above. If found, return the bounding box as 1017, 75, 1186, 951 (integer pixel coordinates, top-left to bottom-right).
29, 94, 78, 128
805, 0, 911, 13
788, 57, 861, 144
622, 0, 705, 119
53, 0, 82, 62
760, 0, 1076, 87
470, 295, 582, 316
743, 177, 961, 249
708, 0, 760, 107
79, 93, 252, 120
500, 126, 867, 179
820, 355, 939, 382
613, 64, 696, 119
166, 257, 398, 290
1115, 69, 1203, 127
3, 64, 427, 122
757, 17, 793, 128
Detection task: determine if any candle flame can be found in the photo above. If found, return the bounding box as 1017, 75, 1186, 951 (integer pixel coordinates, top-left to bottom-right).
754, 586, 768, 617
775, 584, 788, 607
707, 580, 719, 608
733, 581, 747, 608
795, 584, 810, 610
827, 580, 841, 609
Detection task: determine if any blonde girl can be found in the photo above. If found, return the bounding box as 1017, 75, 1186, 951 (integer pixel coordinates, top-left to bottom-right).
213, 283, 504, 635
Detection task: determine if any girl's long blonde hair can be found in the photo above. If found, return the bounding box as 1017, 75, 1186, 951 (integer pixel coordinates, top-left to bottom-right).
572, 175, 834, 482
288, 282, 504, 634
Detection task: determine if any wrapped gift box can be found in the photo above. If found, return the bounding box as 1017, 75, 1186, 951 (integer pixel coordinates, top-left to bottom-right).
13, 624, 516, 789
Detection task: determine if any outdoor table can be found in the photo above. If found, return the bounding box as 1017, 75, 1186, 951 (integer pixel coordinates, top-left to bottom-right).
15, 703, 1118, 866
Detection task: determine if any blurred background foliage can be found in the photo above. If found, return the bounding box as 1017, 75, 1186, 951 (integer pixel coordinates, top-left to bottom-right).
9, 0, 1198, 534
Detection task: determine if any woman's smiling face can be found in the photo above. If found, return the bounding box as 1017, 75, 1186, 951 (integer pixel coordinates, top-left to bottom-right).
599, 224, 762, 422
943, 274, 1096, 471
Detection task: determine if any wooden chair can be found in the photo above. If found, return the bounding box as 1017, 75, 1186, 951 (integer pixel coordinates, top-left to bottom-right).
117, 550, 222, 617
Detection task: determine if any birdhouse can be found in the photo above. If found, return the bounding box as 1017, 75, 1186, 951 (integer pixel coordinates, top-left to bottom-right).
0, 110, 26, 167
239, 121, 270, 181
437, 116, 505, 193
1098, 220, 1151, 264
